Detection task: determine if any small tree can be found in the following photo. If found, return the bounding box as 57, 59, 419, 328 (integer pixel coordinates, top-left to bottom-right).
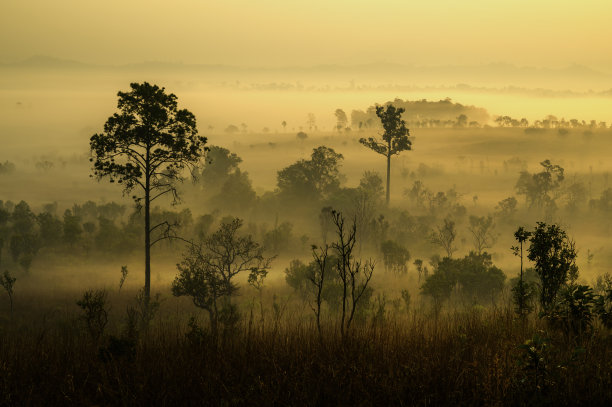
335, 109, 348, 132
76, 289, 109, 341
330, 210, 374, 339
306, 113, 316, 131
380, 240, 410, 274
277, 146, 344, 204
430, 218, 457, 258
308, 244, 329, 341
172, 218, 273, 336
359, 104, 411, 205
63, 209, 83, 248
413, 258, 429, 281
511, 226, 535, 317
1, 270, 16, 318
516, 160, 564, 209
421, 252, 505, 307
90, 82, 207, 310
527, 222, 577, 311
468, 215, 496, 254
247, 262, 268, 328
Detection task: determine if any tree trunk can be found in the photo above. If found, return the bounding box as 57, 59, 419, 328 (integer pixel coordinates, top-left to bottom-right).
386, 151, 391, 206
144, 153, 151, 309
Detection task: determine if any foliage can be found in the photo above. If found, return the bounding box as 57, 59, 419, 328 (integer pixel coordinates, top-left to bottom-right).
0, 270, 16, 316
546, 284, 597, 341
335, 109, 348, 132
589, 187, 612, 212
119, 265, 129, 291
401, 289, 411, 312
210, 169, 257, 212
90, 82, 208, 305
359, 104, 411, 204
199, 146, 242, 187
37, 212, 63, 246
511, 226, 534, 316
0, 160, 16, 175
263, 221, 294, 254
351, 98, 490, 128
421, 252, 505, 305
495, 196, 518, 220
172, 218, 273, 336
516, 160, 564, 209
277, 146, 344, 204
197, 147, 257, 212
527, 222, 577, 311
512, 278, 537, 316
380, 240, 410, 274
284, 256, 343, 310
517, 333, 551, 395
594, 286, 612, 329
430, 218, 456, 258
346, 171, 384, 250
63, 209, 83, 248
76, 289, 109, 341
468, 215, 496, 254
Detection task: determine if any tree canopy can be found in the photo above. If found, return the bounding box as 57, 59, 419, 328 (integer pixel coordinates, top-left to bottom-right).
277, 146, 344, 203
359, 104, 411, 205
90, 82, 207, 307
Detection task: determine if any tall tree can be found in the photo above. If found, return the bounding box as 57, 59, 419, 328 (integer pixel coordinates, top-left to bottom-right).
90, 82, 207, 308
359, 105, 411, 205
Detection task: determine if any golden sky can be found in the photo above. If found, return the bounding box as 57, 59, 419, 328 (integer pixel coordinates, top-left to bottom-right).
2, 0, 612, 69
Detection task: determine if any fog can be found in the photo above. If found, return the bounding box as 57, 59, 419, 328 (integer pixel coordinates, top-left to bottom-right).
2, 1, 612, 404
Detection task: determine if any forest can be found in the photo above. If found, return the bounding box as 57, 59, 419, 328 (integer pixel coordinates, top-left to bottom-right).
1, 77, 612, 405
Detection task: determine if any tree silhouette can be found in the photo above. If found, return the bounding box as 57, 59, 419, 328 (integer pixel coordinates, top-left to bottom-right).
516, 160, 564, 210
335, 109, 348, 133
430, 218, 456, 258
359, 105, 411, 205
172, 218, 272, 336
90, 82, 207, 309
277, 146, 344, 203
512, 226, 534, 317
527, 222, 577, 311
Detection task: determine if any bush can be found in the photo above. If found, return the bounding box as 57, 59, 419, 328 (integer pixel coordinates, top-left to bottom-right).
421, 252, 505, 305
76, 289, 109, 341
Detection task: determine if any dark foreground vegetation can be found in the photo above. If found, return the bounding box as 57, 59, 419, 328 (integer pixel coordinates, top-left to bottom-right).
2, 298, 612, 406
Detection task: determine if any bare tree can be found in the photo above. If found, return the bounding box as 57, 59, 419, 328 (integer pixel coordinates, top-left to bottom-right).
430, 218, 457, 258
331, 210, 374, 340
468, 215, 496, 254
308, 244, 329, 342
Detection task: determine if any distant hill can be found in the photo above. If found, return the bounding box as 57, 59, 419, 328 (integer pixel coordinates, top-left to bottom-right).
7, 55, 92, 69
2, 56, 611, 91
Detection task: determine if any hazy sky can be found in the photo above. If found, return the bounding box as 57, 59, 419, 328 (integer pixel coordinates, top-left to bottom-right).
2, 0, 612, 70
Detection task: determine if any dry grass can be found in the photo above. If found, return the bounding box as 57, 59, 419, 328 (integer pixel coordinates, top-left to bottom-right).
1, 289, 612, 406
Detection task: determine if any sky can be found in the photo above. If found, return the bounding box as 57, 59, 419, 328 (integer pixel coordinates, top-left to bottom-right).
2, 0, 612, 70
